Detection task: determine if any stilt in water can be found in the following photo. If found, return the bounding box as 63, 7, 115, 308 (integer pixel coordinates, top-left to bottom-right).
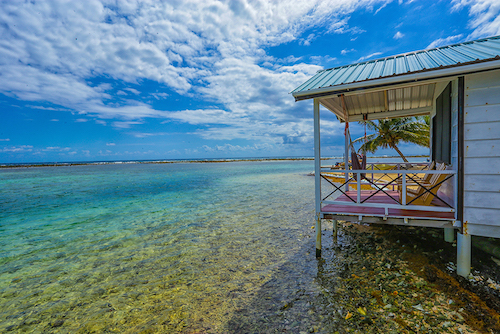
316, 216, 322, 258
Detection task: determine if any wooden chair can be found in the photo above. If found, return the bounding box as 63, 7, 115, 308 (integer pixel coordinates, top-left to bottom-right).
399, 163, 447, 206
403, 160, 437, 188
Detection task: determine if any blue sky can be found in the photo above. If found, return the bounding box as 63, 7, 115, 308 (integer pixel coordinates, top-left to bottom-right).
1, 0, 499, 163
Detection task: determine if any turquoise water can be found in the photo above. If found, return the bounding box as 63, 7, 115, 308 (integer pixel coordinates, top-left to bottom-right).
0, 161, 326, 333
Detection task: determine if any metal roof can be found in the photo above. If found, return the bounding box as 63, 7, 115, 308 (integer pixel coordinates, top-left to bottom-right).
292, 35, 500, 100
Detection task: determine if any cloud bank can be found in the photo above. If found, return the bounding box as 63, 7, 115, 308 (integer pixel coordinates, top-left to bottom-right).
1, 0, 498, 153
0, 0, 387, 148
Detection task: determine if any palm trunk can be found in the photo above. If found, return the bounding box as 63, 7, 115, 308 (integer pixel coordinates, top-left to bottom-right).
392, 145, 409, 163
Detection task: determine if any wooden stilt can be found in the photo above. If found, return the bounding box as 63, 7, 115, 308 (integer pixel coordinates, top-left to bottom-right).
333, 219, 338, 238
316, 216, 322, 258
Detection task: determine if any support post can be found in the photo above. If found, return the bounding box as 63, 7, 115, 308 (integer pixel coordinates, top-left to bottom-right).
444, 228, 455, 243
314, 99, 322, 258
457, 231, 471, 277
316, 215, 322, 258
456, 77, 469, 278
341, 94, 350, 192
333, 220, 338, 238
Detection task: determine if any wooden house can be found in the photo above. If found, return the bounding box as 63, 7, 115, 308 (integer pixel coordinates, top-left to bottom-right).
291, 35, 500, 277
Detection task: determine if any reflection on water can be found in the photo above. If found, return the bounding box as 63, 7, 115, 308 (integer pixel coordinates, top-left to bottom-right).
0, 161, 332, 333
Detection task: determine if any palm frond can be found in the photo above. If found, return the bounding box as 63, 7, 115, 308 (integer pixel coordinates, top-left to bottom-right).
353, 116, 430, 158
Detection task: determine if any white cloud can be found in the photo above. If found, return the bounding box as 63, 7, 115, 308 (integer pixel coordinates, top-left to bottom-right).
112, 121, 143, 129
151, 92, 169, 100
27, 105, 69, 111
375, 3, 389, 14
309, 55, 337, 64
426, 34, 464, 49
341, 48, 356, 55
166, 149, 181, 155
452, 0, 500, 39
0, 138, 10, 141
200, 143, 276, 154
106, 143, 116, 146
43, 146, 71, 152
50, 119, 59, 122
1, 145, 33, 153
300, 34, 316, 46
357, 52, 383, 62
124, 88, 140, 95
281, 55, 303, 64
393, 31, 404, 39
328, 15, 367, 35
129, 132, 169, 138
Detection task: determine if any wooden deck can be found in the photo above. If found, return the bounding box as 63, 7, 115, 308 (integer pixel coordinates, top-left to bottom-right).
322, 190, 455, 220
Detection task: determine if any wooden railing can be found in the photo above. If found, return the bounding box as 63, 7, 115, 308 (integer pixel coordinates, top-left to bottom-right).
320, 164, 456, 216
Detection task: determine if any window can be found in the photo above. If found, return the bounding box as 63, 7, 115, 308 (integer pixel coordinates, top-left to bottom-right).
432, 83, 451, 164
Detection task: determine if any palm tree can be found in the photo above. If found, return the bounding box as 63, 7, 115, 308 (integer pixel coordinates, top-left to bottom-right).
353, 116, 430, 163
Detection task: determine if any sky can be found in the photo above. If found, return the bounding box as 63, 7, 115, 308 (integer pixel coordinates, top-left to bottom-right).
1, 0, 500, 163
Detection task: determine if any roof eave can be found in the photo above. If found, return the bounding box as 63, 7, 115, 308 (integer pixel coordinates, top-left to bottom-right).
292, 58, 500, 102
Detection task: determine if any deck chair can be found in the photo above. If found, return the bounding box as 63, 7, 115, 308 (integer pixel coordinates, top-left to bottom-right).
398, 160, 437, 188
399, 163, 447, 206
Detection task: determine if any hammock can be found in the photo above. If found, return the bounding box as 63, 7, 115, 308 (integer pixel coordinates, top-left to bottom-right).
351, 151, 366, 180
345, 122, 366, 180
341, 95, 367, 181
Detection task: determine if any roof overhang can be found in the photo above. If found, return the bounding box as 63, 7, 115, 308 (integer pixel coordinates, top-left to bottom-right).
319, 82, 435, 122
295, 59, 500, 122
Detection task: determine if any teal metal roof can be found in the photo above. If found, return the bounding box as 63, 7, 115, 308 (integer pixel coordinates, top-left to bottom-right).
292, 35, 500, 99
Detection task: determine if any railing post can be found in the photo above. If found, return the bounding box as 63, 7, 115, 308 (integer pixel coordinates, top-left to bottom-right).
357, 172, 361, 203
402, 171, 406, 205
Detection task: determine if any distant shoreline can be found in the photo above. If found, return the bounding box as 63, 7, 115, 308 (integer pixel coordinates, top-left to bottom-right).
0, 155, 429, 169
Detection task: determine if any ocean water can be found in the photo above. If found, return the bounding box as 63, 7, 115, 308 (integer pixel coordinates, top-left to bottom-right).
0, 161, 327, 333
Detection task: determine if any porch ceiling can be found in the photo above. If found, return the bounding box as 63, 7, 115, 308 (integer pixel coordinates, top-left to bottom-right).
318, 82, 435, 122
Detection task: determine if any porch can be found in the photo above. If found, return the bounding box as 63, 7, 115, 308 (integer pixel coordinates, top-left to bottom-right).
319, 163, 456, 227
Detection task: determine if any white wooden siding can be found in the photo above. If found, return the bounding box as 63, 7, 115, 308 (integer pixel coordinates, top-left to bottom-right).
465, 139, 499, 157
465, 104, 500, 123
465, 157, 500, 174
465, 122, 500, 140
464, 69, 500, 238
